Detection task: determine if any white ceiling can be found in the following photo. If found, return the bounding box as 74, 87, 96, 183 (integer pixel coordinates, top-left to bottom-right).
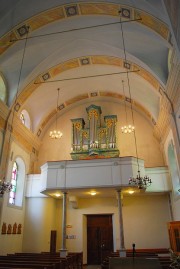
0, 0, 173, 135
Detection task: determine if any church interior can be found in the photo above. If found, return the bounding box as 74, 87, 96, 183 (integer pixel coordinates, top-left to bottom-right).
0, 0, 180, 267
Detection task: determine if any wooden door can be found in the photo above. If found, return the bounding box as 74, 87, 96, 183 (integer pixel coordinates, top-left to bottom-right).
50, 230, 57, 253
168, 221, 180, 254
87, 215, 113, 265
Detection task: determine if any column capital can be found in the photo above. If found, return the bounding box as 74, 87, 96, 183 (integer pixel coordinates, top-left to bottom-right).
116, 188, 122, 193
62, 191, 68, 194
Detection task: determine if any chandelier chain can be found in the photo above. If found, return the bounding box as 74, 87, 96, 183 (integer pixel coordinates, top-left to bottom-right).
120, 11, 135, 135
49, 88, 63, 139
119, 9, 151, 189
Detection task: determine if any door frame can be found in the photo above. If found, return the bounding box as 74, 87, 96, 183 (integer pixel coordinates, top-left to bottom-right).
86, 214, 114, 265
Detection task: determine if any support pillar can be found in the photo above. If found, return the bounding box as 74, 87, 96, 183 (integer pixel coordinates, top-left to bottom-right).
60, 191, 68, 257
117, 189, 126, 257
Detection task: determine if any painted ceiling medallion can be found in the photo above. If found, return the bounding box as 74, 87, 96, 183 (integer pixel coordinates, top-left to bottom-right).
42, 73, 50, 81
59, 104, 65, 110
121, 8, 131, 19
125, 97, 131, 103
90, 92, 98, 97
37, 129, 41, 137
16, 25, 29, 37
65, 5, 78, 17
80, 58, 90, 65
124, 61, 131, 69
14, 103, 21, 112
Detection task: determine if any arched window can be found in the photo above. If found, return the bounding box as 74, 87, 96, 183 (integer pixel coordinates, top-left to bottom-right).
0, 73, 7, 103
8, 157, 25, 207
19, 109, 31, 129
9, 161, 18, 205
20, 112, 25, 125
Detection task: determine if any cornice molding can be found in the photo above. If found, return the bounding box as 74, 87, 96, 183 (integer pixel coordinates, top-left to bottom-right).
0, 99, 9, 119
9, 115, 41, 153
0, 100, 9, 131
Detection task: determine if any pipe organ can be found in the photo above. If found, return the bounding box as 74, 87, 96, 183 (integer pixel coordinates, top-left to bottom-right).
71, 104, 119, 160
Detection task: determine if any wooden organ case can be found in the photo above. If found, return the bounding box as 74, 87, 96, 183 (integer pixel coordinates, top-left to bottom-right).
70, 104, 119, 160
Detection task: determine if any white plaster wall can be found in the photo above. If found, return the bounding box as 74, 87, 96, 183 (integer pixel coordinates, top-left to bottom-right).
36, 101, 164, 173
0, 130, 3, 162
123, 194, 171, 249
0, 197, 25, 255
172, 198, 180, 220
22, 194, 171, 263
6, 140, 30, 181
38, 160, 170, 194
22, 197, 61, 252
66, 195, 171, 263
0, 141, 30, 255
164, 130, 180, 220
175, 105, 180, 149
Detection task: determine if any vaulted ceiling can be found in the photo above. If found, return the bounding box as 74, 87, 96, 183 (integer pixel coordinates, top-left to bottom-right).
0, 0, 173, 139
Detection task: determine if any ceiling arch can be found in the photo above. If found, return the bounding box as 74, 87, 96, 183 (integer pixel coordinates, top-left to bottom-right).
18, 55, 163, 105
14, 55, 162, 132
0, 2, 170, 56
0, 0, 174, 145
36, 91, 157, 139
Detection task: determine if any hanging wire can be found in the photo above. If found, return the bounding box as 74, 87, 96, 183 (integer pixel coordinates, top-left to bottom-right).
34, 69, 139, 84
122, 80, 128, 125
3, 26, 29, 180
0, 4, 30, 195
119, 10, 140, 171
121, 79, 135, 134
56, 88, 60, 130
49, 88, 63, 139
9, 18, 142, 43
119, 10, 152, 189
122, 80, 127, 121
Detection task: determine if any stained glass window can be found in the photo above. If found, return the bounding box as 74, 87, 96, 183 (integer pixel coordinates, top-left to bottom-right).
9, 162, 18, 205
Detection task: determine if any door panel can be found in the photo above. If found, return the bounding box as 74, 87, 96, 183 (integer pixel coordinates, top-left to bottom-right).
50, 230, 57, 253
87, 215, 113, 265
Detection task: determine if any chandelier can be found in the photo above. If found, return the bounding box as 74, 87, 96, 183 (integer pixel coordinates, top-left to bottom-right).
129, 171, 152, 190
120, 64, 134, 134
119, 9, 152, 190
121, 125, 135, 134
49, 88, 63, 139
0, 178, 12, 197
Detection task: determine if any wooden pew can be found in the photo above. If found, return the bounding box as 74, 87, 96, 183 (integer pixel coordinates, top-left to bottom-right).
101, 248, 169, 269
0, 262, 56, 269
109, 257, 161, 269
5, 252, 82, 269
0, 255, 61, 269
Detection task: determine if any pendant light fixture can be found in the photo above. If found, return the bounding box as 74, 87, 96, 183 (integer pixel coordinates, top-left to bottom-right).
49, 88, 63, 139
121, 80, 135, 134
119, 9, 152, 190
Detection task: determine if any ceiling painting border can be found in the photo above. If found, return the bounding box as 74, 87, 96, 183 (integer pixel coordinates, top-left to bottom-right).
0, 2, 170, 55
37, 91, 156, 138
17, 55, 163, 108
11, 54, 163, 137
